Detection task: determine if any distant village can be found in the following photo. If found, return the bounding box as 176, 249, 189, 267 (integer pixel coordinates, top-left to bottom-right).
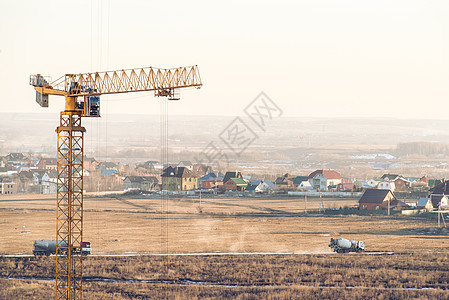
1, 152, 448, 213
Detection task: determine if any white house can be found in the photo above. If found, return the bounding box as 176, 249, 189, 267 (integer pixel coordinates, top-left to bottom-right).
42, 178, 57, 194
367, 179, 380, 188
308, 169, 343, 191
378, 181, 395, 192
430, 195, 449, 209
297, 181, 313, 191
246, 180, 274, 193
33, 171, 50, 185
258, 181, 275, 193
33, 170, 57, 194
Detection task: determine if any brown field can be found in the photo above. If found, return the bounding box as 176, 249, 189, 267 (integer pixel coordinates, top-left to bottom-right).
1, 193, 449, 298
1, 254, 449, 299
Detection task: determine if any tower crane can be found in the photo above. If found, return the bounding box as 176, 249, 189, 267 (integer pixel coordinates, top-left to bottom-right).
29, 65, 202, 299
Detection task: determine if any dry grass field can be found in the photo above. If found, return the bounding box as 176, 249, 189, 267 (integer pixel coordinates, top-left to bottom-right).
1, 193, 449, 298
1, 254, 449, 299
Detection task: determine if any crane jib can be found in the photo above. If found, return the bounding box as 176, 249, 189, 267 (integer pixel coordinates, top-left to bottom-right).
30, 65, 202, 117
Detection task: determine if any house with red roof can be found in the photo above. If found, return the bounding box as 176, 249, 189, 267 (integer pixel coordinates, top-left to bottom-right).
308, 169, 343, 191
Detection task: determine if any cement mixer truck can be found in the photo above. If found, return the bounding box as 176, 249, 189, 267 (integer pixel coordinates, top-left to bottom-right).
33, 240, 91, 256
329, 238, 365, 253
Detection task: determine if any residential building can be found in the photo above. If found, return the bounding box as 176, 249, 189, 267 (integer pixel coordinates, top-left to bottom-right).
97, 161, 118, 172
201, 180, 218, 189
275, 173, 296, 191
404, 177, 420, 184
246, 180, 274, 193
411, 176, 429, 192
224, 177, 248, 191
37, 158, 58, 171
42, 178, 57, 194
429, 180, 449, 209
430, 195, 448, 210
337, 178, 353, 192
100, 169, 119, 177
17, 171, 34, 193
136, 160, 163, 172
178, 161, 193, 171
0, 179, 17, 194
199, 173, 224, 190
123, 176, 159, 191
366, 179, 381, 188
261, 181, 275, 192
6, 153, 26, 161
308, 169, 343, 191
84, 157, 99, 172
393, 177, 411, 192
33, 170, 51, 185
428, 179, 442, 189
193, 164, 213, 176
415, 176, 429, 185
381, 174, 400, 181
293, 176, 309, 187
199, 172, 223, 183
100, 169, 122, 187
359, 189, 401, 210
7, 153, 30, 171
416, 197, 433, 212
353, 180, 374, 192
223, 171, 242, 184
378, 181, 395, 192
297, 181, 313, 191
245, 184, 258, 193
32, 170, 57, 194
29, 157, 40, 168
161, 166, 198, 191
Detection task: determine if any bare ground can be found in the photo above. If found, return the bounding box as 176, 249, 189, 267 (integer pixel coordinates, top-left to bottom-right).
0, 194, 446, 255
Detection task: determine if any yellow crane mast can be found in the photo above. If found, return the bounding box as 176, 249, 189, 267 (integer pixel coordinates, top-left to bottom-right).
30, 65, 202, 299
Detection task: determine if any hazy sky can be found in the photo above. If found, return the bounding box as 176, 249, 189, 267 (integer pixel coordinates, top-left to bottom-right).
1, 0, 448, 119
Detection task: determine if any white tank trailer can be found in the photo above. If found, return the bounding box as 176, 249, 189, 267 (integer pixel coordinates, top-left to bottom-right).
329, 238, 365, 253
33, 240, 91, 256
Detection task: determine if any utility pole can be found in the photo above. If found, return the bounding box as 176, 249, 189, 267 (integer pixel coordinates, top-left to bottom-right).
320, 191, 325, 212
388, 198, 391, 216
199, 189, 202, 213
438, 203, 440, 227
438, 202, 446, 228
304, 190, 307, 214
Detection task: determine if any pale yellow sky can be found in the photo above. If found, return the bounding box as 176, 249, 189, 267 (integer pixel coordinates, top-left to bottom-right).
0, 0, 448, 118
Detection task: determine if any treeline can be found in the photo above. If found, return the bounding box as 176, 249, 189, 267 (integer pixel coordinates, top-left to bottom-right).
395, 142, 449, 156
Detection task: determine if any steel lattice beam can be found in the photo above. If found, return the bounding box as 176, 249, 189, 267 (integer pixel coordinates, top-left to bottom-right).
56, 112, 85, 299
